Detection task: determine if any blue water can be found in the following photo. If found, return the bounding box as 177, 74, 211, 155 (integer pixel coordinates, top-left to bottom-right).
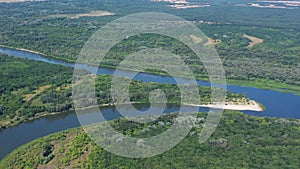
0, 104, 208, 159
0, 47, 299, 159
1, 47, 299, 118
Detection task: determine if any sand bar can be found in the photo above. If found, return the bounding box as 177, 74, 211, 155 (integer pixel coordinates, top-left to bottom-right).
186, 100, 264, 112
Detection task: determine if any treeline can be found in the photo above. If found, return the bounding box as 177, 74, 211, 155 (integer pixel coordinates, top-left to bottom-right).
200, 25, 300, 86
0, 0, 299, 89
1, 111, 299, 168
0, 54, 73, 123
0, 54, 243, 129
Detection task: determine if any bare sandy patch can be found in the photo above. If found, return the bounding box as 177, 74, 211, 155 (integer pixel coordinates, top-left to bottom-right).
249, 3, 298, 9
243, 34, 264, 47
48, 10, 115, 19
189, 34, 202, 44
152, 0, 210, 9
167, 4, 210, 9
23, 84, 52, 102
15, 47, 43, 55
204, 37, 221, 46
152, 0, 188, 3
187, 100, 264, 112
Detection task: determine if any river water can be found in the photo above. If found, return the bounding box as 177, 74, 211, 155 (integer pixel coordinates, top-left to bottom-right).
0, 47, 299, 159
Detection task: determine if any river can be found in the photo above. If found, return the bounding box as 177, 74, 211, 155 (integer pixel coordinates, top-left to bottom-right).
0, 47, 299, 159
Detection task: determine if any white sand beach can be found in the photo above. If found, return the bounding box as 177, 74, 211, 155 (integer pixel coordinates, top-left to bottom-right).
186, 100, 264, 112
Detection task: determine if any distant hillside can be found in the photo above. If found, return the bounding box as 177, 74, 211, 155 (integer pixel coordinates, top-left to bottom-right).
1, 111, 299, 169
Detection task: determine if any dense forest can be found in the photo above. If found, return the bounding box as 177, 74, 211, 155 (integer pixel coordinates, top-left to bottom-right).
0, 53, 73, 129
0, 0, 299, 94
1, 111, 299, 168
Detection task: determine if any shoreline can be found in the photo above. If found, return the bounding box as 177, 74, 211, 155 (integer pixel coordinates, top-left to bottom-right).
0, 45, 299, 96
185, 100, 264, 112
15, 47, 44, 55
0, 102, 145, 131
0, 101, 263, 131
0, 45, 76, 64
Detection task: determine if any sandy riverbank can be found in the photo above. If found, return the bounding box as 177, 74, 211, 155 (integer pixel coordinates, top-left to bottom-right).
0, 100, 263, 131
186, 100, 264, 112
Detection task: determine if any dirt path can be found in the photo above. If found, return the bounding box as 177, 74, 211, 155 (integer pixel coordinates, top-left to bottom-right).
23, 85, 52, 102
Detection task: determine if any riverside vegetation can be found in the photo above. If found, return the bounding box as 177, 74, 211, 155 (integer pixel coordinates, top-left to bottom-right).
0, 53, 246, 130
0, 0, 299, 94
1, 111, 299, 168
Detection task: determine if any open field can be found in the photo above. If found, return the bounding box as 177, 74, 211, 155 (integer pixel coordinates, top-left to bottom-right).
48, 11, 115, 19
23, 85, 52, 102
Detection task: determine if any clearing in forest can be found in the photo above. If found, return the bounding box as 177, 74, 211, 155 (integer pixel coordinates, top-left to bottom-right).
189, 34, 203, 44
243, 34, 264, 47
204, 37, 221, 46
23, 85, 52, 102
48, 11, 115, 19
